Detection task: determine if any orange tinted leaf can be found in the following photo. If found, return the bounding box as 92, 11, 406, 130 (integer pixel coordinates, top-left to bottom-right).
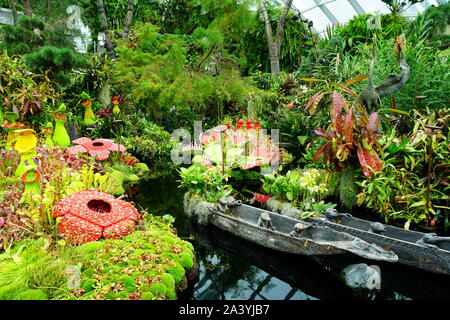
331, 91, 344, 134
357, 147, 382, 177
343, 107, 354, 144
344, 74, 369, 87
305, 91, 325, 114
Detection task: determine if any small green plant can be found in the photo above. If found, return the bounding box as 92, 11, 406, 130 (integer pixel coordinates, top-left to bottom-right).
178, 164, 233, 203
262, 168, 336, 217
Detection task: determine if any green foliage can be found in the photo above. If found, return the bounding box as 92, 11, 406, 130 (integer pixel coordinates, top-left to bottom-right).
0, 238, 84, 300
406, 3, 450, 45
1, 16, 89, 86
24, 46, 90, 86
332, 13, 407, 52
179, 164, 233, 203
348, 37, 449, 111
121, 119, 177, 179
381, 0, 424, 15
262, 168, 336, 217
236, 6, 308, 74
112, 22, 267, 124
1, 15, 76, 54
0, 52, 60, 119
357, 109, 450, 230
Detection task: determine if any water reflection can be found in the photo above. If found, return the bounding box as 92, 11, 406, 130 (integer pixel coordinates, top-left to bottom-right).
134, 179, 450, 301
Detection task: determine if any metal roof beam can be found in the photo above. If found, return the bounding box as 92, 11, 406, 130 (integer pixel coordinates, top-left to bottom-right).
348, 0, 366, 15
312, 0, 339, 25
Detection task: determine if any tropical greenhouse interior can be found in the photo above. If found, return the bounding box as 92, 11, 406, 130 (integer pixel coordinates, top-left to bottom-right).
0, 0, 449, 303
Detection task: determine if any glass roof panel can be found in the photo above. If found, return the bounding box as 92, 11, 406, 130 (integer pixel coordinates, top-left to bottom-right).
326, 0, 358, 25
301, 6, 333, 32
291, 0, 444, 34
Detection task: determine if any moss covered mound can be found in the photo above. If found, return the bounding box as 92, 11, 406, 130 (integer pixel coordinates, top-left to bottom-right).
65, 215, 195, 300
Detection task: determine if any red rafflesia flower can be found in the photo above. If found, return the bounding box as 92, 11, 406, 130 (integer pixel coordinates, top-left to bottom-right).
54, 190, 139, 244
67, 137, 126, 161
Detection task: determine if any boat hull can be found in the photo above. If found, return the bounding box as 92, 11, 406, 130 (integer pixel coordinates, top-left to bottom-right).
307, 215, 450, 276
210, 211, 345, 256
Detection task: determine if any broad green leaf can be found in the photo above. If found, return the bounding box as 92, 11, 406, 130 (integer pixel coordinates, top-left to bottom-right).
286, 191, 293, 201
410, 199, 426, 208
204, 144, 222, 163
192, 155, 204, 163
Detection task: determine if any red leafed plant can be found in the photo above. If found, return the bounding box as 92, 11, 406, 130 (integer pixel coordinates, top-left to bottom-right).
311, 91, 383, 177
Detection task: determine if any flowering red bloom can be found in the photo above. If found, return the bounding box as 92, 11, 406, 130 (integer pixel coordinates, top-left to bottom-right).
254, 194, 271, 203
112, 96, 120, 105
202, 159, 213, 169
67, 137, 126, 161
286, 103, 294, 109
254, 121, 261, 130
199, 131, 220, 145
54, 190, 140, 244
231, 103, 236, 107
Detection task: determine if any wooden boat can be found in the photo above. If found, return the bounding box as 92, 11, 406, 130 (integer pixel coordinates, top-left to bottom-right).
193, 222, 450, 300
303, 208, 450, 276
205, 199, 398, 262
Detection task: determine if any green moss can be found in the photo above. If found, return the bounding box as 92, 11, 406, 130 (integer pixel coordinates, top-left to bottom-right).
150, 283, 166, 297
140, 292, 155, 300
178, 251, 194, 269
119, 275, 136, 292
78, 241, 105, 255
182, 241, 195, 253
81, 279, 96, 292
140, 283, 152, 292
165, 261, 185, 283
116, 291, 128, 299
160, 273, 176, 299
105, 291, 116, 300
15, 289, 48, 300
82, 268, 96, 278
128, 260, 139, 266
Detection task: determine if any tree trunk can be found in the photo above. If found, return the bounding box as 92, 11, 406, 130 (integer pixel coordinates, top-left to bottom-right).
123, 0, 135, 39
259, 0, 293, 74
97, 0, 115, 58
23, 0, 33, 16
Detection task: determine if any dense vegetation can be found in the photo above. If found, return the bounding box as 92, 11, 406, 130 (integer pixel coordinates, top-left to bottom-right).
0, 0, 449, 300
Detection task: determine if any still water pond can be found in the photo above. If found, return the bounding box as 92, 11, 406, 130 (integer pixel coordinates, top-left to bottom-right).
134, 180, 450, 301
